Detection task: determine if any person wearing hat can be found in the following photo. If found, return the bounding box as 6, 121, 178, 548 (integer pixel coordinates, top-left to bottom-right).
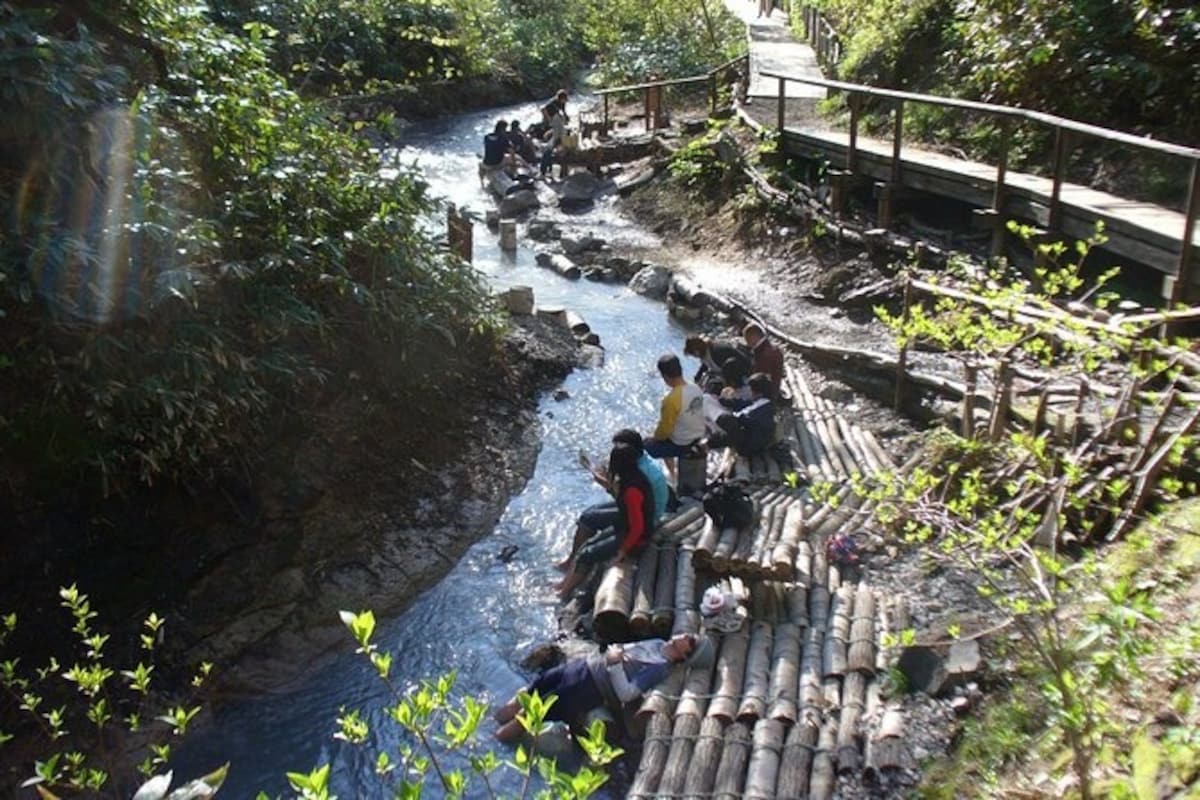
494, 633, 712, 743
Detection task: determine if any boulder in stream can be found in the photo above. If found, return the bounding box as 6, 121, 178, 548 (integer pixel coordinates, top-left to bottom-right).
629, 264, 672, 299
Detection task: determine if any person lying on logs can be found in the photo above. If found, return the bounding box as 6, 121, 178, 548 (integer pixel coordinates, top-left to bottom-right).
493, 633, 712, 744
707, 373, 795, 472
684, 334, 751, 393
554, 429, 673, 573
553, 441, 656, 599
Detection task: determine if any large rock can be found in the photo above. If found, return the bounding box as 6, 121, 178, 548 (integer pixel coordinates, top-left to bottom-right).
629, 264, 672, 299
528, 219, 560, 241
557, 172, 617, 211
499, 189, 539, 217
561, 233, 605, 255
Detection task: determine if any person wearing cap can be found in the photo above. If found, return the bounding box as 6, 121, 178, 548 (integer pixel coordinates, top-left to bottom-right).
494, 633, 710, 743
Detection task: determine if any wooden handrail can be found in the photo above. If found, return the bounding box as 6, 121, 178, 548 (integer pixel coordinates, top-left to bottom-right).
595, 54, 748, 97
760, 70, 1200, 160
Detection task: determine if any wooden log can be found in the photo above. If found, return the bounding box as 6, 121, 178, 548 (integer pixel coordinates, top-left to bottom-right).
848, 583, 877, 674
673, 608, 701, 637
760, 499, 790, 574
708, 628, 750, 722
860, 427, 894, 472
674, 548, 696, 619
656, 504, 706, 541
771, 503, 805, 576
542, 253, 582, 280
651, 543, 678, 636
683, 715, 727, 799
629, 711, 672, 798
799, 626, 824, 710
866, 709, 906, 777
836, 415, 872, 475
713, 721, 752, 800
767, 622, 801, 722
874, 592, 892, 673
737, 622, 775, 721
810, 718, 838, 800
822, 675, 842, 709
658, 713, 702, 796
629, 545, 660, 639
786, 582, 808, 627
776, 713, 820, 799
593, 561, 636, 642
637, 664, 687, 723
823, 583, 854, 677
809, 584, 830, 631
694, 517, 720, 559
712, 525, 741, 568
744, 718, 784, 799
795, 539, 813, 587
836, 671, 867, 773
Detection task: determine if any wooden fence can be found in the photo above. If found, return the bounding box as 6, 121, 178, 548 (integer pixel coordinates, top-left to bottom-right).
594, 54, 751, 132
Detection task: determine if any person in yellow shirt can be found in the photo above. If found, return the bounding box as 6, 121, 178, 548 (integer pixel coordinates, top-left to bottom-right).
645, 354, 706, 461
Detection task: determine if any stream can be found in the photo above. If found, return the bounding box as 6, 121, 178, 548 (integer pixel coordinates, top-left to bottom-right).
176, 100, 706, 797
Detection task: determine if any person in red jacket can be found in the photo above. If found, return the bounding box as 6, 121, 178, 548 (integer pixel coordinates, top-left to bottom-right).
553, 442, 655, 599
743, 321, 784, 399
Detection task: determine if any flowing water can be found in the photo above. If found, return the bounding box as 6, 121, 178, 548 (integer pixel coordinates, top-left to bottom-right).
177, 100, 703, 798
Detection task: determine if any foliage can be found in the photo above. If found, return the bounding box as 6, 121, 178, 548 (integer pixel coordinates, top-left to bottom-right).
0, 2, 498, 496
585, 0, 746, 85
668, 123, 736, 190
0, 586, 221, 799
282, 610, 626, 799
869, 231, 1198, 798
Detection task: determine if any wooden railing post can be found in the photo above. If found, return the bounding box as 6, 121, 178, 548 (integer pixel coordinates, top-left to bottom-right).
890, 100, 904, 185
777, 76, 786, 132
603, 94, 609, 133
847, 93, 860, 172
1049, 125, 1069, 231
709, 71, 718, 116
1168, 158, 1200, 311
993, 119, 1010, 213
643, 87, 650, 131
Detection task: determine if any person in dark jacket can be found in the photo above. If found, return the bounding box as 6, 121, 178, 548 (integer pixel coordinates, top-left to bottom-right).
709, 372, 777, 457
684, 334, 751, 392
493, 633, 708, 743
507, 121, 537, 164
553, 442, 656, 599
742, 322, 785, 399
482, 120, 511, 168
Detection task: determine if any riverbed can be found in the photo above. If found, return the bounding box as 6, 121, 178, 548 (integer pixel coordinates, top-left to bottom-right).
176, 100, 707, 797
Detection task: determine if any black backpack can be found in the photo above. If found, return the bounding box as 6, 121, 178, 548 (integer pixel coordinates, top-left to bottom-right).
703, 480, 755, 531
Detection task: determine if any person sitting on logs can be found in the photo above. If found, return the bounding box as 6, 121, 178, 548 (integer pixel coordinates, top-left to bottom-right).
555, 429, 672, 572
707, 372, 793, 471
553, 442, 656, 599
683, 334, 751, 393
644, 354, 707, 473
494, 633, 710, 744
742, 322, 785, 400
506, 120, 538, 164
479, 119, 513, 185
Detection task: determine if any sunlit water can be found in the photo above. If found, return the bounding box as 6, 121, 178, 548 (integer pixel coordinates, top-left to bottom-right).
176, 101, 702, 798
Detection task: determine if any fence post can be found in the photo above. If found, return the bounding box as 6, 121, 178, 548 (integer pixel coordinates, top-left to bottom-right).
777, 76, 786, 132
603, 94, 609, 133
890, 100, 904, 185
989, 117, 1012, 257
710, 72, 718, 116
1049, 125, 1069, 231
1167, 158, 1200, 313
847, 93, 860, 172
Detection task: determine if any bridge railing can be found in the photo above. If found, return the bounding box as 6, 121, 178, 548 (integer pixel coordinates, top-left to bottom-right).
762, 70, 1200, 304
594, 54, 751, 132
795, 3, 842, 71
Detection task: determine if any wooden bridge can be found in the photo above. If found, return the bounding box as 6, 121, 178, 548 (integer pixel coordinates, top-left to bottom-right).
762, 70, 1200, 304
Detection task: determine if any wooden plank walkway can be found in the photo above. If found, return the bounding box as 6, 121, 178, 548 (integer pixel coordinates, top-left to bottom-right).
780, 125, 1199, 292
722, 0, 826, 111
